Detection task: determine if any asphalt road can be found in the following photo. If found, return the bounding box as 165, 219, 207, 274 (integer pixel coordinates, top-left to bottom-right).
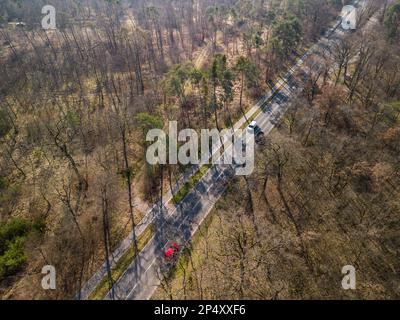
77, 0, 375, 301
106, 164, 233, 300
103, 8, 363, 300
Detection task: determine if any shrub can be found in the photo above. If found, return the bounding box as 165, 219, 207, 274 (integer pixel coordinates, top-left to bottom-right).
0, 217, 46, 279
0, 217, 45, 280
0, 237, 27, 279
0, 218, 31, 255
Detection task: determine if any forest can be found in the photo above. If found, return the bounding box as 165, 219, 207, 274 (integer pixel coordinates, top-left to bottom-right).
0, 0, 399, 299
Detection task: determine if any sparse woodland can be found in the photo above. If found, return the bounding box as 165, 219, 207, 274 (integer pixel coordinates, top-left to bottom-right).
153, 1, 400, 300
0, 0, 399, 299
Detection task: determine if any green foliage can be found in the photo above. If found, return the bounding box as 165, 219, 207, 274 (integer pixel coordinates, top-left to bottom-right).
242, 27, 263, 50
271, 15, 302, 57
385, 0, 400, 41
163, 64, 207, 110
209, 54, 227, 79
0, 236, 26, 278
189, 68, 205, 85
163, 63, 192, 102
32, 217, 47, 234
221, 68, 235, 101
235, 56, 259, 88
207, 54, 235, 107
0, 218, 30, 255
386, 101, 400, 122
135, 113, 163, 134
0, 217, 45, 279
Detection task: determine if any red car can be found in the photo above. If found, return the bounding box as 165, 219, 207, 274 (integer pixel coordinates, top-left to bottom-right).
164, 243, 180, 259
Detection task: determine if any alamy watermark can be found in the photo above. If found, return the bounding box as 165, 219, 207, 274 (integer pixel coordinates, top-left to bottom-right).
341, 265, 356, 290
41, 265, 56, 290
41, 5, 56, 30
146, 121, 255, 176
341, 5, 357, 30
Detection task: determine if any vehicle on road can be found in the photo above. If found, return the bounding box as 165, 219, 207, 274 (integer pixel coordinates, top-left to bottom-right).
160, 243, 185, 275
247, 121, 262, 134
164, 243, 181, 260
247, 121, 265, 144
